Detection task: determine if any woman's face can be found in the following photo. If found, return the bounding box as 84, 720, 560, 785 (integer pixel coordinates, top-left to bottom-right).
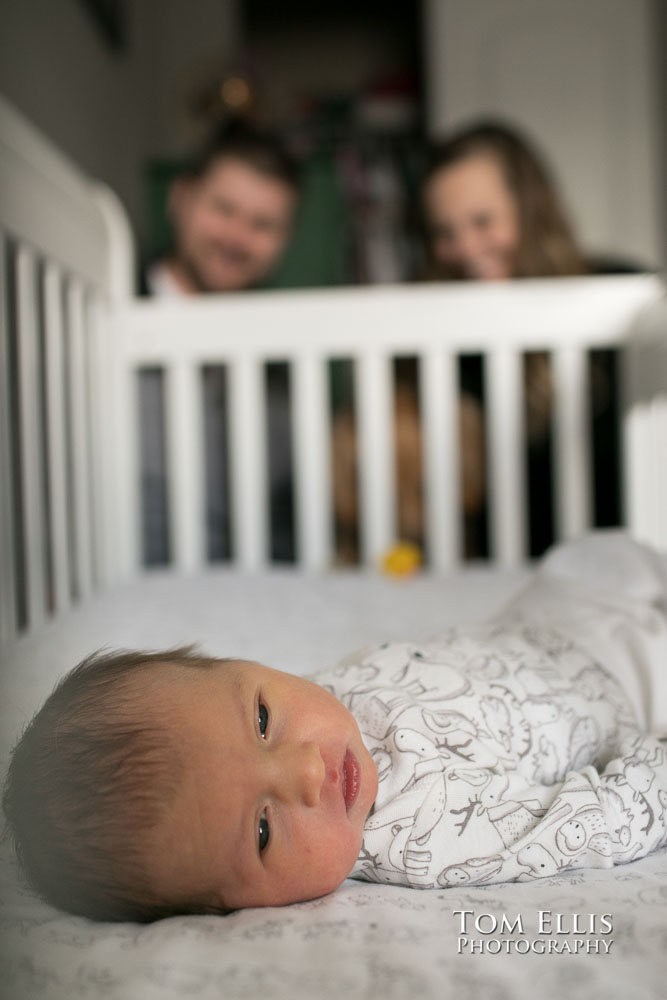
424, 153, 520, 281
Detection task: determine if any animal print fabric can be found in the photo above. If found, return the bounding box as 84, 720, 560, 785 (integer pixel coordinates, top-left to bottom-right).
312, 537, 667, 890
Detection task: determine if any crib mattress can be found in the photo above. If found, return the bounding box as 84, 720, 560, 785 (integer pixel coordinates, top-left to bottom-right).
1, 566, 666, 1000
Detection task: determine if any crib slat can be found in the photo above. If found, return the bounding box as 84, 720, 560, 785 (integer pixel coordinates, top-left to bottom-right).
67, 279, 93, 599
0, 236, 18, 642
83, 295, 101, 588
228, 356, 267, 569
87, 296, 112, 586
166, 362, 204, 572
649, 397, 667, 550
487, 348, 525, 565
623, 340, 655, 547
639, 396, 667, 551
623, 325, 667, 550
623, 403, 649, 544
356, 352, 394, 566
553, 346, 591, 540
292, 355, 331, 569
16, 246, 47, 628
419, 350, 460, 569
112, 354, 141, 580
43, 263, 71, 613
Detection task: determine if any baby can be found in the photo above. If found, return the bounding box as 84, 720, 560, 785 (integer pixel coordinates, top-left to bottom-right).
3, 533, 667, 922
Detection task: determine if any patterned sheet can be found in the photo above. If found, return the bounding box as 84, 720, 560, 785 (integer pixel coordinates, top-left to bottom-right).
1, 567, 665, 999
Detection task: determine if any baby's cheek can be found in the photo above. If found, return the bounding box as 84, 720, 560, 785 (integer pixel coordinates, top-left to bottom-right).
321, 828, 361, 888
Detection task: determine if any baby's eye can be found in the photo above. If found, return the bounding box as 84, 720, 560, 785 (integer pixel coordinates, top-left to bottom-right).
258, 699, 269, 738
259, 810, 270, 853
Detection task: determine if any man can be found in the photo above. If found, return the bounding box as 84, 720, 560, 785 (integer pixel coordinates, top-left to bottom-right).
147, 127, 299, 296
142, 128, 300, 564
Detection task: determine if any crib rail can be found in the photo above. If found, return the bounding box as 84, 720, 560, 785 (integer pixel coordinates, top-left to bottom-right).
106, 276, 663, 580
0, 97, 129, 644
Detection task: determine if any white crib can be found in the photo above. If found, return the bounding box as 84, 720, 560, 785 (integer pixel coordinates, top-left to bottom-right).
1, 95, 665, 648
2, 95, 667, 1000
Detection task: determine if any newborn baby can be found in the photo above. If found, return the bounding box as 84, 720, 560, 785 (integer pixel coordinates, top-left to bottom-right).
3, 533, 667, 921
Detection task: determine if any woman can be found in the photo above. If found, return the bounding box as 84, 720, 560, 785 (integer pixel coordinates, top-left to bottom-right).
333, 121, 625, 563
422, 120, 587, 282
419, 120, 622, 558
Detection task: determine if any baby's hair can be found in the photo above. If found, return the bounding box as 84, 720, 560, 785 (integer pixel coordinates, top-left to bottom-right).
2, 646, 233, 922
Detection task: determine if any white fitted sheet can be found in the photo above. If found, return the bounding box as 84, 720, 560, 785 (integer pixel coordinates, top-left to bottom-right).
1, 566, 665, 1000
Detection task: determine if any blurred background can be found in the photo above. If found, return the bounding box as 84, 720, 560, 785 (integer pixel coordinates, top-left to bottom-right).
1, 0, 665, 286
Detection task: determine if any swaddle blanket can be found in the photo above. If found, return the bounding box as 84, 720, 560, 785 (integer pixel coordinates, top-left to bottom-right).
312, 535, 667, 889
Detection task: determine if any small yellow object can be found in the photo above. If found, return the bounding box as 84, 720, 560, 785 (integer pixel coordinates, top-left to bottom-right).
381, 541, 423, 577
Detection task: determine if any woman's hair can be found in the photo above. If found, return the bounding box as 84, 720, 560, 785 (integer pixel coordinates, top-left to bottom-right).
2, 646, 232, 922
422, 119, 588, 279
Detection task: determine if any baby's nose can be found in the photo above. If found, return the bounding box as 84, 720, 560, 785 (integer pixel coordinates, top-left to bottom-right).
276, 741, 325, 807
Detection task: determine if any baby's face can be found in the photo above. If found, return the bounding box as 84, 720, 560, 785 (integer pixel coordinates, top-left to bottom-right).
144, 660, 378, 910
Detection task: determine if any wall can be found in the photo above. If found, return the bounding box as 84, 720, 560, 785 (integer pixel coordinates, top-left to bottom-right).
0, 0, 240, 240
653, 0, 667, 266
2, 1, 664, 269
423, 0, 665, 269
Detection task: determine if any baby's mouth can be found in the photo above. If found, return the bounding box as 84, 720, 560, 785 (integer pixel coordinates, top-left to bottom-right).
342, 750, 360, 812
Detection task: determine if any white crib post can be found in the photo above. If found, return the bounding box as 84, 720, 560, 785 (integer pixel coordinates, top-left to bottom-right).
629, 397, 667, 551
111, 328, 142, 581
292, 353, 332, 570
16, 246, 47, 630
624, 336, 651, 545
419, 349, 460, 569
553, 345, 591, 540
0, 237, 18, 643
356, 351, 395, 566
624, 402, 649, 543
67, 278, 94, 600
623, 319, 667, 551
87, 296, 113, 587
43, 263, 71, 613
228, 355, 268, 570
487, 347, 525, 565
645, 397, 667, 550
166, 362, 205, 573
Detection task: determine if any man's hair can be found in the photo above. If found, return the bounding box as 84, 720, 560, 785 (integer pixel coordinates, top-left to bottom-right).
188, 120, 300, 194
2, 646, 229, 922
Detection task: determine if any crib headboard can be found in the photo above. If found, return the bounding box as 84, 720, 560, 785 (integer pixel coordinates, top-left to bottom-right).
1, 95, 665, 646
109, 278, 664, 581
0, 96, 132, 644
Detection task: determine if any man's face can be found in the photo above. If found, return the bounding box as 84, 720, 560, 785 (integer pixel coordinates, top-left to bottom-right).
171, 157, 296, 292
145, 660, 378, 911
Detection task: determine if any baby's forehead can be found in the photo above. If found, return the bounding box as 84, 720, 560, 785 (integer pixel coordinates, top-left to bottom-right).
123, 658, 230, 709
135, 655, 242, 681
130, 656, 252, 718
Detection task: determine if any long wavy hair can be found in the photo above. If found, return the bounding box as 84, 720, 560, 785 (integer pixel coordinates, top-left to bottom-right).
422, 120, 588, 280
